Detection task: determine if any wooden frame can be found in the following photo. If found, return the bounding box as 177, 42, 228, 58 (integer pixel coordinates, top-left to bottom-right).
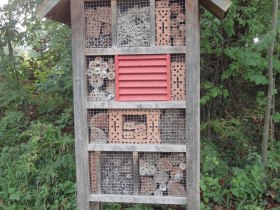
71, 0, 200, 209
186, 0, 200, 209
70, 0, 91, 209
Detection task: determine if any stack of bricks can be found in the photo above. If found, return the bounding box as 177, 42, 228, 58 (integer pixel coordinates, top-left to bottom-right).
155, 0, 171, 46
85, 4, 112, 48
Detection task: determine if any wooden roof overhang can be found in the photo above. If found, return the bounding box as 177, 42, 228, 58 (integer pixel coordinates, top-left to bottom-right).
37, 0, 232, 26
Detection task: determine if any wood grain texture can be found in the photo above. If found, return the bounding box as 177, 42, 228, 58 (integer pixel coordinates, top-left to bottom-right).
84, 46, 185, 55
37, 0, 71, 26
71, 0, 90, 209
150, 0, 156, 47
200, 0, 232, 19
88, 144, 187, 152
133, 152, 139, 195
111, 0, 117, 47
86, 101, 186, 109
185, 0, 200, 209
89, 194, 186, 204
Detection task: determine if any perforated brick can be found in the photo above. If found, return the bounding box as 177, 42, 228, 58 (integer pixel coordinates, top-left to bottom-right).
89, 152, 97, 193
171, 55, 186, 100
108, 110, 161, 144
156, 8, 171, 46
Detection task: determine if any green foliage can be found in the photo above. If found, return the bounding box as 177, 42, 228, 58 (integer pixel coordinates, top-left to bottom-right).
0, 122, 76, 209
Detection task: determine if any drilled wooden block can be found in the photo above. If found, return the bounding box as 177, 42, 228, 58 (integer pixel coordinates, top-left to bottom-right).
108, 110, 160, 144
156, 8, 171, 46
89, 152, 97, 193
171, 61, 186, 100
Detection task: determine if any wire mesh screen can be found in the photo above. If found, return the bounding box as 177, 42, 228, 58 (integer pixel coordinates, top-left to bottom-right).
86, 56, 115, 101
88, 109, 185, 144
101, 152, 134, 195
171, 54, 186, 100
89, 152, 97, 193
117, 0, 151, 47
85, 1, 112, 48
139, 152, 186, 196
88, 109, 109, 144
160, 109, 186, 144
156, 0, 185, 46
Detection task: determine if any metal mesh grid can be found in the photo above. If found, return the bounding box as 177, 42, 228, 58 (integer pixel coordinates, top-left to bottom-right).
86, 56, 115, 101
139, 152, 186, 196
156, 0, 185, 46
160, 109, 186, 144
88, 109, 185, 144
88, 109, 109, 144
85, 1, 112, 48
101, 152, 134, 195
117, 0, 151, 47
171, 54, 186, 100
89, 152, 97, 193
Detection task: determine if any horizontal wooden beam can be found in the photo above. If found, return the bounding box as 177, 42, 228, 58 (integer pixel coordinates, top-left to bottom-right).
89, 194, 187, 205
86, 101, 186, 109
88, 144, 186, 152
84, 46, 185, 56
200, 0, 232, 19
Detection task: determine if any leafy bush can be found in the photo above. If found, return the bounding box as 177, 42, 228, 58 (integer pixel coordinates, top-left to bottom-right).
0, 122, 76, 210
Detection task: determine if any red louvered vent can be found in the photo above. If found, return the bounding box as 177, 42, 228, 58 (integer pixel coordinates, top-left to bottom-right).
115, 54, 171, 101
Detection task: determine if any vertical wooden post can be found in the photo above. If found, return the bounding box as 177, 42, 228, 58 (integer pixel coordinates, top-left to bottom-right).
150, 0, 156, 47
111, 0, 117, 47
185, 0, 200, 209
71, 0, 90, 210
133, 152, 139, 195
92, 151, 103, 210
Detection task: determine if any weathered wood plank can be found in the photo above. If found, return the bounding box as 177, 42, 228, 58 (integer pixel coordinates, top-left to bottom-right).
200, 0, 232, 19
185, 0, 200, 210
84, 46, 185, 55
37, 0, 71, 26
111, 0, 117, 47
87, 101, 186, 109
133, 152, 139, 195
150, 0, 156, 47
89, 194, 187, 204
88, 144, 187, 152
71, 0, 90, 209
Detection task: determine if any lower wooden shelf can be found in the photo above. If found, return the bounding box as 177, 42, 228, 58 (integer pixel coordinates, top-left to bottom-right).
88, 144, 186, 152
89, 194, 187, 205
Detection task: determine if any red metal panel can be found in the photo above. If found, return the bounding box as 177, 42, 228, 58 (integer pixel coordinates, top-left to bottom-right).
116, 54, 171, 101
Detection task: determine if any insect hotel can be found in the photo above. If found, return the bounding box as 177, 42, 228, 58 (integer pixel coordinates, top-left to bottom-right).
38, 0, 231, 209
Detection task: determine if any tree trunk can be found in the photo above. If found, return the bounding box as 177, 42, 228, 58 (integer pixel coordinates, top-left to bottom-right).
262, 0, 278, 163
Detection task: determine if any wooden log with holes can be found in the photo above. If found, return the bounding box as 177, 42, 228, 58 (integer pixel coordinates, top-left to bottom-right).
139, 159, 157, 176
89, 113, 109, 130
167, 180, 186, 197
90, 127, 107, 144
157, 157, 173, 172
140, 176, 157, 196
170, 167, 184, 182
